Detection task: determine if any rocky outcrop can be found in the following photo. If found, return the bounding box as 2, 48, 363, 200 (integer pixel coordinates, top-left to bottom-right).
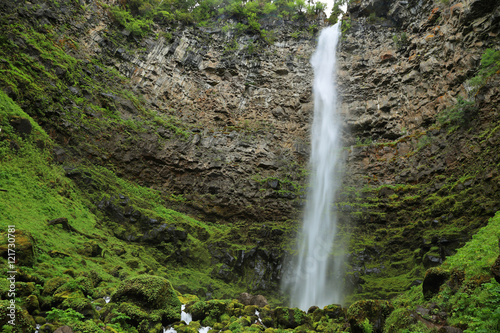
337, 0, 500, 300
340, 0, 499, 141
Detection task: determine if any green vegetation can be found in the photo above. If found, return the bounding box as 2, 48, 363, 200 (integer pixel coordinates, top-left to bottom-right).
341, 17, 352, 36
0, 90, 290, 331
328, 0, 349, 25
437, 49, 499, 129
0, 0, 499, 332
468, 48, 500, 95
108, 0, 330, 43
387, 212, 500, 332
392, 32, 409, 49
437, 96, 476, 127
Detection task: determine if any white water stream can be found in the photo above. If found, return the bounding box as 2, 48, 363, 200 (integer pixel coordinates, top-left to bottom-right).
163, 305, 210, 333
282, 23, 345, 311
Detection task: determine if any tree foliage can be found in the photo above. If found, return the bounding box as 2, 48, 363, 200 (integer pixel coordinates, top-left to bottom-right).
110, 0, 330, 37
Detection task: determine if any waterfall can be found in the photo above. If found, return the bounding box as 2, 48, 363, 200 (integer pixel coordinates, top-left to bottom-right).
282, 23, 345, 311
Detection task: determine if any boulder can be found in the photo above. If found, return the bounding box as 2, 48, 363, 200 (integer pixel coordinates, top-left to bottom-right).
0, 300, 36, 332
112, 275, 180, 310
77, 240, 103, 257
61, 297, 99, 319
43, 277, 68, 296
53, 325, 73, 333
187, 299, 229, 324
111, 275, 181, 326
237, 292, 269, 307
272, 307, 309, 329
0, 230, 35, 266
347, 300, 394, 333
9, 116, 32, 137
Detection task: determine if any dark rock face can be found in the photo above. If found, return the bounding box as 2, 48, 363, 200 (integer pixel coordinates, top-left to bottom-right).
337, 0, 500, 300
422, 267, 450, 300
9, 117, 32, 137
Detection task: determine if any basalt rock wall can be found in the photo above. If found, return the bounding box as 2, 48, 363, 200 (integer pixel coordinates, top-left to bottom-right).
75, 4, 327, 223
337, 0, 500, 300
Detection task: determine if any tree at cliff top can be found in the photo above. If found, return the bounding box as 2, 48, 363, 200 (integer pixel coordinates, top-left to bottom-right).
111, 0, 328, 36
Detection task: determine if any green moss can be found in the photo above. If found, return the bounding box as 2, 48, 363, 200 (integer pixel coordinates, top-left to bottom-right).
60, 297, 99, 319
112, 275, 181, 311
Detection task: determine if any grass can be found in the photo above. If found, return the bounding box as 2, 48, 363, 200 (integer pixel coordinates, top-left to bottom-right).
386, 211, 500, 332
0, 90, 283, 316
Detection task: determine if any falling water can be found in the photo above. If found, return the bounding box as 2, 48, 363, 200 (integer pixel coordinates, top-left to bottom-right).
282, 23, 345, 311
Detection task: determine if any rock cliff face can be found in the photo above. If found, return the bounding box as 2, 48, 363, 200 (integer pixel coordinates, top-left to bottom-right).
74, 4, 327, 223
337, 0, 500, 300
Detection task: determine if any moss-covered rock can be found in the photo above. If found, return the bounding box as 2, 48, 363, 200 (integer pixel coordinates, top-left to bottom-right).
323, 304, 345, 321
43, 276, 69, 296
105, 275, 181, 330
272, 307, 309, 329
25, 294, 40, 313
0, 230, 36, 267
383, 307, 423, 333
112, 275, 181, 311
14, 281, 36, 297
61, 297, 99, 319
346, 300, 394, 333
0, 300, 36, 333
187, 299, 230, 323
422, 267, 450, 300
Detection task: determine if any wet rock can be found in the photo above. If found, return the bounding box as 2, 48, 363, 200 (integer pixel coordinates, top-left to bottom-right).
422, 267, 450, 300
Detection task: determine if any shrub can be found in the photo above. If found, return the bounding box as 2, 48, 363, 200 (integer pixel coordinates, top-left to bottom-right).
46, 308, 85, 325
437, 96, 476, 126
468, 48, 500, 94
393, 32, 409, 48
